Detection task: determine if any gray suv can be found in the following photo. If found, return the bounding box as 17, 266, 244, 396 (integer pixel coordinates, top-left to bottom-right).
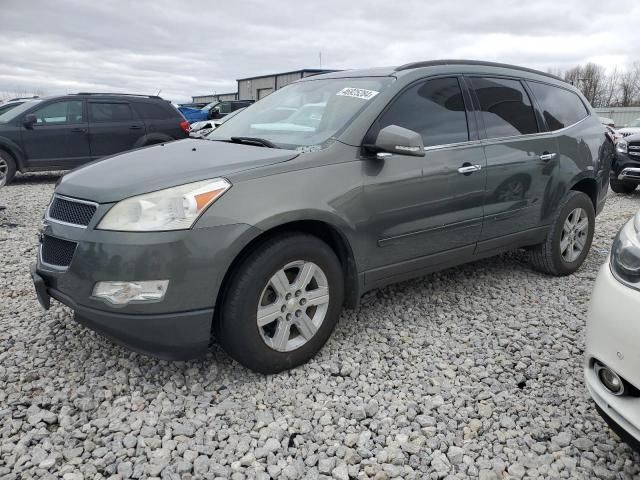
31, 60, 611, 373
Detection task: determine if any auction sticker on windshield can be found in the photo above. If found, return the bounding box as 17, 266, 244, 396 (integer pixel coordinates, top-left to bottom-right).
336, 88, 379, 100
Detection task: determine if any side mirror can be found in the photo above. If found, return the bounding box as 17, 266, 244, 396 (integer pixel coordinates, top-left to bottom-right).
373, 125, 425, 157
23, 113, 37, 128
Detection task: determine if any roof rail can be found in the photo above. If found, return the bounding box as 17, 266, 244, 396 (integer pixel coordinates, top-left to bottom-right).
394, 59, 563, 81
74, 92, 163, 99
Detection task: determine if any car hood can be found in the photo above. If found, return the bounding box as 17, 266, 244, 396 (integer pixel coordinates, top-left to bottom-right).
618, 127, 640, 135
57, 138, 299, 203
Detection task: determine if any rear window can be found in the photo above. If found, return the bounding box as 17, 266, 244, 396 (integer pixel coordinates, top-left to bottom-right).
133, 101, 178, 120
89, 102, 132, 122
470, 77, 538, 139
528, 82, 589, 131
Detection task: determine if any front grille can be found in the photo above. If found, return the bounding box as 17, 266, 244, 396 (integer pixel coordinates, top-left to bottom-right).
629, 143, 640, 157
41, 235, 77, 268
48, 196, 97, 227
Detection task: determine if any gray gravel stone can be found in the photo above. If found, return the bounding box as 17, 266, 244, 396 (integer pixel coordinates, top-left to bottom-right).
2, 174, 640, 479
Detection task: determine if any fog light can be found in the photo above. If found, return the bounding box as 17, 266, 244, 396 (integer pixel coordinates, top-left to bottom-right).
594, 362, 626, 396
93, 280, 169, 306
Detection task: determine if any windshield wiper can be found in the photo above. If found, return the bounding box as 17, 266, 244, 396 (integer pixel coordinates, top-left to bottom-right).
229, 136, 279, 148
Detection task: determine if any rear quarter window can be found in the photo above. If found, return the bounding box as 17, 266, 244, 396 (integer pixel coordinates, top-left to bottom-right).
528, 82, 589, 131
133, 101, 179, 120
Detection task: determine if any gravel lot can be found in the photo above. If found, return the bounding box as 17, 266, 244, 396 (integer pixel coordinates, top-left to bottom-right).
1, 173, 640, 480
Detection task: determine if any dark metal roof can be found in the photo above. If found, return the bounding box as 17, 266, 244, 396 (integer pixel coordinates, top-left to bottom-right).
236, 69, 339, 82
394, 59, 563, 81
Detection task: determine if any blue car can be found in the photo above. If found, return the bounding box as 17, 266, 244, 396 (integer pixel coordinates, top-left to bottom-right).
178, 100, 254, 123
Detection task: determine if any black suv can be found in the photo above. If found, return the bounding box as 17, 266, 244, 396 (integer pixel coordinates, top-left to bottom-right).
611, 133, 640, 193
0, 93, 189, 185
207, 100, 254, 120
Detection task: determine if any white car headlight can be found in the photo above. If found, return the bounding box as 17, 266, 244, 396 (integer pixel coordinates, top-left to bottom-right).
97, 178, 231, 231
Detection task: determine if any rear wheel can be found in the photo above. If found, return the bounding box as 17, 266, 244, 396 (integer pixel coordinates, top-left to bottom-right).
216, 234, 344, 374
610, 178, 637, 194
0, 150, 16, 186
529, 191, 595, 276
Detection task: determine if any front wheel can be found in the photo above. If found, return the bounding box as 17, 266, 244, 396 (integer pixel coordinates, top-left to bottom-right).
610, 178, 637, 194
0, 151, 16, 186
216, 234, 344, 374
529, 191, 595, 276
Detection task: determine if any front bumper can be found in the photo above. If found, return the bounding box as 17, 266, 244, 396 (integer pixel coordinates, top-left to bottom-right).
585, 261, 640, 450
33, 218, 257, 360
612, 151, 640, 181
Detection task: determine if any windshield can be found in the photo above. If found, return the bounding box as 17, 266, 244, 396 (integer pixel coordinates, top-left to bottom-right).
0, 99, 42, 123
209, 77, 393, 150
628, 118, 640, 128
202, 101, 219, 112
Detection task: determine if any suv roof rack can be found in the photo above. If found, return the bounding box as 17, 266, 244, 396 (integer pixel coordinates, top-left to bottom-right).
394, 59, 563, 81
74, 92, 163, 99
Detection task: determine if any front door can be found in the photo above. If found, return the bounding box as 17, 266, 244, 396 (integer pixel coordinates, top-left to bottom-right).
467, 76, 560, 251
21, 99, 91, 169
88, 101, 143, 158
362, 76, 486, 284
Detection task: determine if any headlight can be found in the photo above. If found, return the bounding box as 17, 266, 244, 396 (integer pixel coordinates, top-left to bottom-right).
617, 139, 628, 154
97, 178, 231, 231
611, 210, 640, 286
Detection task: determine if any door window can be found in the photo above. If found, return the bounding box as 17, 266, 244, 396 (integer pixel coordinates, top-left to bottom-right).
377, 77, 469, 147
528, 82, 589, 131
217, 102, 232, 114
470, 77, 538, 139
33, 101, 84, 124
89, 102, 133, 122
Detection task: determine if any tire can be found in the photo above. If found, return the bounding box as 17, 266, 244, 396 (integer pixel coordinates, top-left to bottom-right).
610, 178, 637, 194
529, 191, 595, 276
216, 233, 345, 374
0, 150, 16, 186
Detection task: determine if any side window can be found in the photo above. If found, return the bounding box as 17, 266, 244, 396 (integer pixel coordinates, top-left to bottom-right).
528, 82, 589, 131
218, 102, 232, 114
33, 101, 84, 124
88, 102, 133, 122
470, 77, 538, 139
378, 77, 469, 147
133, 101, 176, 120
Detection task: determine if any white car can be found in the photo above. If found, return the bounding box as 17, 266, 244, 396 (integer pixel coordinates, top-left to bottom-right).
586, 210, 640, 451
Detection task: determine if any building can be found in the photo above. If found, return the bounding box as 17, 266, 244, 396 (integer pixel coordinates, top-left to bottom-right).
237, 69, 337, 101
191, 92, 238, 104
595, 107, 640, 128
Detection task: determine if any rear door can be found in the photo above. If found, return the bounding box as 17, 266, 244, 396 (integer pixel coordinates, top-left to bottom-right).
362, 76, 486, 283
88, 101, 143, 158
467, 76, 559, 252
20, 99, 91, 169
132, 100, 184, 139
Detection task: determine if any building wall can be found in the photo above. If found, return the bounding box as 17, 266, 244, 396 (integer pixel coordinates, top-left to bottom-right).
191, 92, 238, 103
237, 70, 335, 100
595, 107, 640, 128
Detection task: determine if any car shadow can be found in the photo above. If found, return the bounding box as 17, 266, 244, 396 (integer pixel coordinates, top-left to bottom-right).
11, 172, 64, 185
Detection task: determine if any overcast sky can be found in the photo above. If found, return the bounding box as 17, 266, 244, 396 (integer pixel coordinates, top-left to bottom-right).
1, 0, 639, 103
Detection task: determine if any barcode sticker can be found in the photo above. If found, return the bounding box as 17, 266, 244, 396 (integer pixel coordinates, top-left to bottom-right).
336, 88, 379, 100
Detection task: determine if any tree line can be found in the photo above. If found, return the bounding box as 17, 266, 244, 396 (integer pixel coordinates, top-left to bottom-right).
549, 63, 640, 108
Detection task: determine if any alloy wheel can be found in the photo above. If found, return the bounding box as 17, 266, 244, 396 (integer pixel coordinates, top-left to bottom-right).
560, 207, 589, 262
257, 260, 330, 352
0, 157, 7, 187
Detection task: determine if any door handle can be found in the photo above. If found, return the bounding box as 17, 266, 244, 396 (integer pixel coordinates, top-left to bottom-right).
457, 163, 482, 175
539, 152, 557, 162
129, 124, 143, 130
71, 127, 86, 133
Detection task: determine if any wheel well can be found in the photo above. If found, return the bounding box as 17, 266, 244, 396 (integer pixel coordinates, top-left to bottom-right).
571, 178, 598, 210
214, 221, 360, 326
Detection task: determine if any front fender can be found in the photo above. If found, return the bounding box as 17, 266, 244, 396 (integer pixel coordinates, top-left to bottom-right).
0, 137, 25, 170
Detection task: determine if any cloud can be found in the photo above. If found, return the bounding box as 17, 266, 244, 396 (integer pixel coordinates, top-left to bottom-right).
1, 0, 639, 102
